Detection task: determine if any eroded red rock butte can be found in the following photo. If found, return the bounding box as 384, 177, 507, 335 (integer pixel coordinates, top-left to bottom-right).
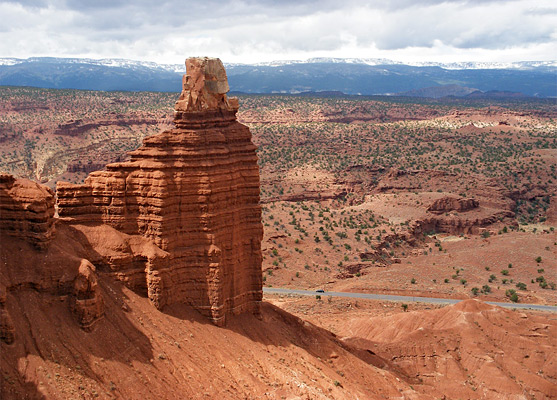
55, 57, 262, 325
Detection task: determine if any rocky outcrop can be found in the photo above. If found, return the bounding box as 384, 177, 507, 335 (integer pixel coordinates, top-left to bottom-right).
54, 116, 157, 137
411, 211, 514, 235
261, 189, 347, 204
69, 259, 104, 331
0, 284, 15, 344
66, 160, 111, 174
427, 196, 479, 214
0, 174, 55, 249
57, 57, 263, 325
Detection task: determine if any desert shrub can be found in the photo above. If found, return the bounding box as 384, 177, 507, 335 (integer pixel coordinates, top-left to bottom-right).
505, 289, 518, 303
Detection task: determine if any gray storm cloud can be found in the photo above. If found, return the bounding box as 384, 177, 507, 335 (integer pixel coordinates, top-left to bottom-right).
0, 0, 555, 63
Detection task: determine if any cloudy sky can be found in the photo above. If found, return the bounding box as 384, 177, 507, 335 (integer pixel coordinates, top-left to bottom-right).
0, 0, 555, 64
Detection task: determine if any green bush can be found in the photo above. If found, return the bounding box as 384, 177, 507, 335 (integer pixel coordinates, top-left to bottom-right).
505, 289, 518, 302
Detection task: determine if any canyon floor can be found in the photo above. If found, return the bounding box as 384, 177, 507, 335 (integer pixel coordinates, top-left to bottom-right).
1, 87, 556, 399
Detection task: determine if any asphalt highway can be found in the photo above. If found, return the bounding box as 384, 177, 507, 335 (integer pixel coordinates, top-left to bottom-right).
263, 287, 557, 312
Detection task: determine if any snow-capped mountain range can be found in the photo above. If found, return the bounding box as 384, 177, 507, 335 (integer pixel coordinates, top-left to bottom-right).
0, 57, 555, 97
0, 57, 186, 73
1, 56, 555, 71
250, 57, 557, 70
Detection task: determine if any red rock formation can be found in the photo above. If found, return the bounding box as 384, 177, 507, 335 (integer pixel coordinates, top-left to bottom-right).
427, 196, 479, 214
411, 210, 514, 235
69, 259, 104, 331
57, 57, 263, 325
0, 284, 15, 344
0, 174, 55, 249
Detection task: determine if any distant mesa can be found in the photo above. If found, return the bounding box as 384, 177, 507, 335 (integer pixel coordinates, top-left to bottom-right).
464, 90, 528, 99
398, 84, 479, 99
398, 84, 529, 99
427, 196, 479, 214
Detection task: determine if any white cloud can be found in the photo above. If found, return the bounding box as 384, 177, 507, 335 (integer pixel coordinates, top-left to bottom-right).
0, 0, 555, 63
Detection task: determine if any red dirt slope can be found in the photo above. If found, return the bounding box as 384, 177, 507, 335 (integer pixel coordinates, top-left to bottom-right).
1, 276, 426, 399
341, 299, 557, 399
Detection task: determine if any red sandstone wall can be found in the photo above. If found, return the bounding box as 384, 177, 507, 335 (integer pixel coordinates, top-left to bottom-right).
0, 174, 55, 249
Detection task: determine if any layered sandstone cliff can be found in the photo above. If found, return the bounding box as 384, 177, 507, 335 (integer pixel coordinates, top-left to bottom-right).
0, 175, 106, 337
57, 57, 263, 325
427, 196, 479, 214
0, 174, 55, 249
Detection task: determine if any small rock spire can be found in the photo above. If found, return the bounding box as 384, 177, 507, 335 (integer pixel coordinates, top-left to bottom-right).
174, 57, 239, 115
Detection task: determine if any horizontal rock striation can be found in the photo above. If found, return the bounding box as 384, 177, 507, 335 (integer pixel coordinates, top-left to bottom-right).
411, 211, 514, 236
427, 196, 479, 214
0, 174, 55, 249
57, 57, 263, 325
54, 116, 158, 137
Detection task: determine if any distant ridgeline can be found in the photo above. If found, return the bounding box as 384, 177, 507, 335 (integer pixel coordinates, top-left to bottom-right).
0, 57, 555, 97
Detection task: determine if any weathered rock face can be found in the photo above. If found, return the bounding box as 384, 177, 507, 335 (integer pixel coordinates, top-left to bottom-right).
411, 211, 513, 236
0, 284, 15, 344
57, 57, 263, 325
0, 174, 55, 249
69, 259, 104, 331
427, 196, 479, 214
